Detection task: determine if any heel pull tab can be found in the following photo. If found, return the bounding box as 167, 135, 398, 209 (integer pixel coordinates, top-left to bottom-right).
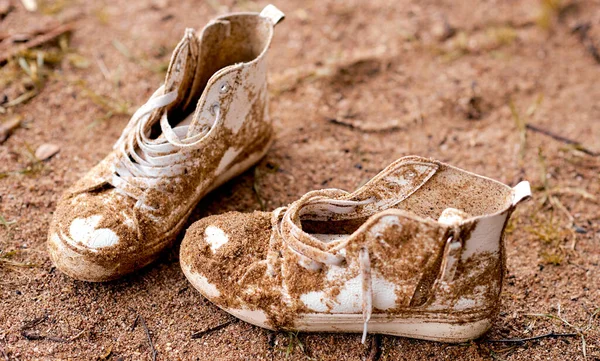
512, 181, 532, 206
260, 4, 285, 25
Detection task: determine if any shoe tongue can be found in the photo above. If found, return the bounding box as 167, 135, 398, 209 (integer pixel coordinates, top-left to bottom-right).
185, 19, 233, 137
153, 21, 234, 138
149, 22, 232, 139
141, 29, 200, 140
162, 28, 200, 120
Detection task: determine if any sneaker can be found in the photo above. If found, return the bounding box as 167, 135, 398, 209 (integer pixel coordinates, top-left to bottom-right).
180, 156, 531, 343
47, 5, 285, 282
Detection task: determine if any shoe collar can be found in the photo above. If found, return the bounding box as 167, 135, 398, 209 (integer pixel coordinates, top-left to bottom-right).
276, 156, 531, 267
276, 157, 439, 268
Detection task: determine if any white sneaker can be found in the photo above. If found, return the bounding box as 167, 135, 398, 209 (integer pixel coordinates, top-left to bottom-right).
47, 5, 285, 281
180, 156, 531, 343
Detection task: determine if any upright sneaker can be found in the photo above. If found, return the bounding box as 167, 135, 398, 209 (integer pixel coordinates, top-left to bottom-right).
47, 5, 285, 282
180, 156, 531, 343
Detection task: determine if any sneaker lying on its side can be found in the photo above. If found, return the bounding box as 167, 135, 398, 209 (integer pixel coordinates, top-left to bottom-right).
47, 5, 285, 282
180, 156, 531, 343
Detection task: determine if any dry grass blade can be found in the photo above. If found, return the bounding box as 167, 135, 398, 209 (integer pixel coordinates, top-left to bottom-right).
509, 99, 527, 164
0, 22, 76, 64
283, 332, 305, 358
4, 90, 38, 108
527, 303, 599, 360
96, 345, 112, 360
0, 249, 37, 269
0, 258, 36, 268
486, 332, 577, 343
0, 215, 16, 229
536, 148, 575, 225
0, 145, 45, 179
0, 115, 22, 143
526, 94, 544, 116
253, 167, 266, 211
550, 187, 597, 202
111, 40, 133, 60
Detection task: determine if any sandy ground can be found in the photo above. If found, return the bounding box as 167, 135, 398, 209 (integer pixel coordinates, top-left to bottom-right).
1, 0, 599, 360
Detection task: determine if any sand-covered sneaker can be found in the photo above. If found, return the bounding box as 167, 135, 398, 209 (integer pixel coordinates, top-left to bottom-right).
180, 156, 531, 343
47, 5, 285, 282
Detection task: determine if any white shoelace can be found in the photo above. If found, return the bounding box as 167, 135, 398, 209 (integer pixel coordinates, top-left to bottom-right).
266, 190, 376, 344
109, 86, 219, 210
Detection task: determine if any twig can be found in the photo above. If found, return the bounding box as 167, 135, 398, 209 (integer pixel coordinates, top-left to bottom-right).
20, 314, 50, 340
581, 334, 587, 360
573, 23, 600, 64
528, 303, 596, 360
137, 315, 157, 361
66, 330, 86, 342
526, 123, 598, 156
191, 319, 235, 339
19, 314, 85, 342
20, 314, 47, 333
328, 117, 403, 132
486, 332, 577, 344
0, 22, 76, 64
130, 314, 139, 332
267, 331, 276, 349
366, 334, 382, 361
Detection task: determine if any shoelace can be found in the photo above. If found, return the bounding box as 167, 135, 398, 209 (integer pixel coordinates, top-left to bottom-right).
267, 190, 376, 344
109, 85, 219, 210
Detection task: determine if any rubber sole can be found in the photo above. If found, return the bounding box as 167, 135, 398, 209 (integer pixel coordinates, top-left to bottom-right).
182, 262, 491, 343
228, 305, 490, 343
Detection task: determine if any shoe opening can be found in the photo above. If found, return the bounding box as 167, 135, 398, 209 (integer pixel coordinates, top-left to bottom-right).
151, 14, 273, 138
296, 162, 514, 240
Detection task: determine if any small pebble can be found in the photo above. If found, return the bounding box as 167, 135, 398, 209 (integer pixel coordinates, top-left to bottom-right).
35, 143, 60, 161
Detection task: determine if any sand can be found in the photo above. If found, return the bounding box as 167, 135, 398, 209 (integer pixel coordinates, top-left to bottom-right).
1, 0, 599, 360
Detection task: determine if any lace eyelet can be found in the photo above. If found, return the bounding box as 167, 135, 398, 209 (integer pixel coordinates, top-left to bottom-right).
209, 102, 220, 116
219, 82, 230, 93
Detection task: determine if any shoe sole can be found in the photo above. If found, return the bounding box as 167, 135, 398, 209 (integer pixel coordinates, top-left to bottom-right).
181, 265, 490, 343
49, 137, 273, 282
